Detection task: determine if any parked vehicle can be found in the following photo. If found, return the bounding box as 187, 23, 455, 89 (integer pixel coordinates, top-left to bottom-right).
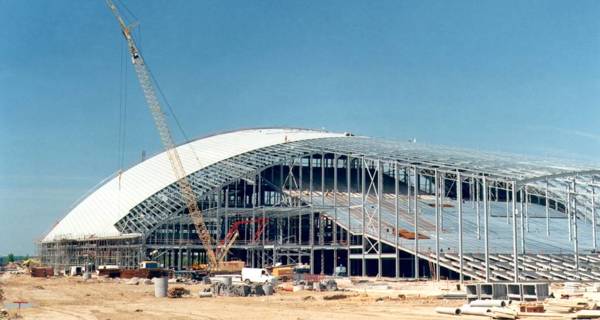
241, 267, 274, 284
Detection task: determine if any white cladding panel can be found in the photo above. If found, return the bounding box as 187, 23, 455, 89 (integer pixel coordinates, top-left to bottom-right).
43, 128, 345, 242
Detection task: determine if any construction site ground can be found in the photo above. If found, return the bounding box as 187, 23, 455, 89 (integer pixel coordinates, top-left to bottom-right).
1, 273, 560, 320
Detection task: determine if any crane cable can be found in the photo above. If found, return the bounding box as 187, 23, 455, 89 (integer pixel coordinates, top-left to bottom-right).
115, 0, 201, 173
145, 59, 203, 168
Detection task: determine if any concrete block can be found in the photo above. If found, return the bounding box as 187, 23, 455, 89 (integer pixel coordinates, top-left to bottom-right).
466, 284, 479, 302
507, 283, 522, 301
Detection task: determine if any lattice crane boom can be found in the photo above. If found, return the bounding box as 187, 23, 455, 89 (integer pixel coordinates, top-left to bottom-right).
106, 0, 218, 268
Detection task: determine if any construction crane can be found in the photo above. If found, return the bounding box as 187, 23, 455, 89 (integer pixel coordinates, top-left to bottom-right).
106, 0, 224, 270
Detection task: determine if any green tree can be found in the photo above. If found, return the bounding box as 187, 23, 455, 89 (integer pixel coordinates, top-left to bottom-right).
7, 253, 15, 263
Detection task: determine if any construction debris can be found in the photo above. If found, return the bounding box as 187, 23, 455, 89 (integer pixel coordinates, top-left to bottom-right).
204, 281, 275, 297
323, 294, 348, 301
167, 287, 190, 298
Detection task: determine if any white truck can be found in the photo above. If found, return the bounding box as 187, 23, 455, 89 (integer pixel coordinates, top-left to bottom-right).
241, 267, 274, 284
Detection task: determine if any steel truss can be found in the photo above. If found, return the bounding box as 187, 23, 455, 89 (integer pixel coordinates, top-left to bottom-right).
41, 136, 600, 282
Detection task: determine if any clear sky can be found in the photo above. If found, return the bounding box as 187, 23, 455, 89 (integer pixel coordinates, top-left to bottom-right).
1, 0, 599, 255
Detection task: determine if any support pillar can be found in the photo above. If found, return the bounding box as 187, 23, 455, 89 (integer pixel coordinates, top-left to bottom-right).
483, 177, 490, 282
593, 186, 597, 250
346, 155, 352, 276
573, 179, 580, 278
413, 167, 419, 279
457, 172, 464, 283
434, 170, 440, 281
395, 162, 400, 279
512, 182, 519, 282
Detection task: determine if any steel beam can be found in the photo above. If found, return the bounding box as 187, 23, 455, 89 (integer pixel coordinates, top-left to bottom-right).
457, 171, 463, 283
483, 177, 490, 282
414, 167, 419, 280
512, 182, 519, 282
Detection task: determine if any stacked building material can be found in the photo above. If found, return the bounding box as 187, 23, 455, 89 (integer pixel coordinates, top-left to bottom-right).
30, 267, 53, 278
120, 268, 167, 279
97, 269, 121, 278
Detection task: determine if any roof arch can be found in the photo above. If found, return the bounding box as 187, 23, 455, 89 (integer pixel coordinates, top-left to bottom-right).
43, 128, 346, 242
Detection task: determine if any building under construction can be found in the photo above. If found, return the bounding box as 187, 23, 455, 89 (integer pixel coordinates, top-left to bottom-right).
39, 127, 600, 282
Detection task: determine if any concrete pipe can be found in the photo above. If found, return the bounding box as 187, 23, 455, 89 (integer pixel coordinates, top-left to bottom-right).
460, 306, 491, 316
154, 277, 168, 298
470, 299, 507, 307
434, 307, 461, 315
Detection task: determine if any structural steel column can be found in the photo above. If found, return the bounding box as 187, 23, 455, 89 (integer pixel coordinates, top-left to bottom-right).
476, 180, 480, 240
320, 152, 325, 275
395, 162, 400, 279
361, 157, 366, 277
216, 190, 221, 244
457, 172, 464, 283
252, 175, 257, 267
520, 189, 525, 255
224, 187, 229, 261
347, 155, 352, 276
483, 177, 490, 282
321, 152, 325, 207
413, 167, 419, 279
511, 182, 519, 282
506, 184, 510, 224
333, 153, 338, 275
440, 175, 444, 229
545, 180, 550, 237
258, 175, 263, 266
434, 170, 440, 281
567, 185, 572, 242
593, 186, 597, 250
298, 156, 303, 264
525, 188, 529, 232
573, 179, 580, 278
309, 155, 314, 274
262, 206, 266, 267
377, 160, 383, 277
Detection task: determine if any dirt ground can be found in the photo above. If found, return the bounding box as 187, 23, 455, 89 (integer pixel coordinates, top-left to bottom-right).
0, 273, 557, 320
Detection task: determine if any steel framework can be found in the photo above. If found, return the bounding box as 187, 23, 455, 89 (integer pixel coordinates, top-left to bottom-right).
40, 135, 600, 281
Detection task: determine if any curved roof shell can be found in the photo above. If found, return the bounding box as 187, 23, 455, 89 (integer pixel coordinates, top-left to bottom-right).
43, 128, 345, 242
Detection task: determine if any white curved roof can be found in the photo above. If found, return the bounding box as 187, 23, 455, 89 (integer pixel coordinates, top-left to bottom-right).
43, 128, 346, 242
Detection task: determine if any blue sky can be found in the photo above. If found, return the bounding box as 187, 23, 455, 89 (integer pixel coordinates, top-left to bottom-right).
1, 0, 599, 255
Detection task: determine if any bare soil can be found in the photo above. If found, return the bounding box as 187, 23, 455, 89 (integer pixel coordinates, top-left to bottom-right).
0, 274, 557, 320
